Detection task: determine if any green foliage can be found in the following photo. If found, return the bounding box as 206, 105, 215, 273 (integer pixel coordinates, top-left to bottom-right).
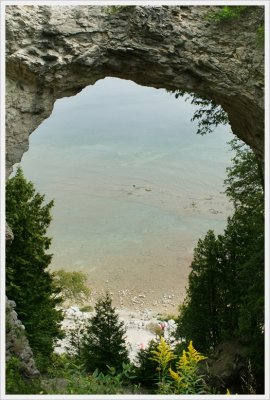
107, 362, 138, 388
46, 353, 72, 378
135, 340, 160, 390
80, 292, 129, 373
46, 354, 140, 394
256, 24, 264, 45
7, 335, 211, 395
53, 269, 91, 305
62, 370, 135, 395
222, 142, 264, 388
224, 139, 264, 207
6, 357, 43, 394
173, 90, 228, 135
176, 230, 225, 352
64, 316, 87, 359
176, 140, 264, 390
6, 168, 64, 370
207, 6, 249, 22
207, 6, 263, 48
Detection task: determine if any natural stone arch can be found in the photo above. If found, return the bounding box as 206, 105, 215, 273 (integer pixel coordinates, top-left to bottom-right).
6, 5, 264, 175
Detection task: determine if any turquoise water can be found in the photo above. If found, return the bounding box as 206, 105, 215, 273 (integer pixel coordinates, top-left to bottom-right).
19, 78, 233, 295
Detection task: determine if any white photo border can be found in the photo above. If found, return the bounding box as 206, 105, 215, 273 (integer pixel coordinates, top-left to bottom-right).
1, 0, 269, 399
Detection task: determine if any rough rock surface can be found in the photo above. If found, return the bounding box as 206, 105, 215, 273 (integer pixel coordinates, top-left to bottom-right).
6, 297, 40, 378
5, 222, 14, 244
5, 231, 39, 379
204, 340, 249, 394
6, 5, 264, 174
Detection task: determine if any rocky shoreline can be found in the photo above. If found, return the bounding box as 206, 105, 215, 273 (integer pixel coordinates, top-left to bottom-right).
55, 278, 185, 361
55, 305, 177, 362
89, 286, 185, 315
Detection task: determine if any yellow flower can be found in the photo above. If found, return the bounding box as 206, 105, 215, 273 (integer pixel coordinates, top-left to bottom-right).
188, 341, 207, 363
151, 337, 175, 365
169, 367, 182, 383
177, 350, 190, 370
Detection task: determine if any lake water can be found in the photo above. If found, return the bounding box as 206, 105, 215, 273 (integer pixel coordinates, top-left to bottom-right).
19, 78, 234, 310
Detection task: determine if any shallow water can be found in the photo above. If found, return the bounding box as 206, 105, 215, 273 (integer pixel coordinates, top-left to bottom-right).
19, 78, 233, 305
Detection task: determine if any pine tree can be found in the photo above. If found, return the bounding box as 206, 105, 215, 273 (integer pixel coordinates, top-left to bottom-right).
6, 168, 63, 369
81, 292, 129, 373
175, 140, 264, 390
176, 230, 225, 351
135, 340, 160, 389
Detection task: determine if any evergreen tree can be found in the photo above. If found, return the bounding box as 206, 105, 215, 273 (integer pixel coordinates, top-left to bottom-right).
175, 140, 264, 389
135, 340, 160, 390
224, 140, 264, 358
81, 292, 129, 373
176, 231, 226, 351
6, 168, 63, 369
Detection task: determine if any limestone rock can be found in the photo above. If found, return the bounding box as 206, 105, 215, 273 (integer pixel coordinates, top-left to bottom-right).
5, 222, 14, 245
203, 340, 249, 394
5, 5, 264, 175
6, 297, 40, 378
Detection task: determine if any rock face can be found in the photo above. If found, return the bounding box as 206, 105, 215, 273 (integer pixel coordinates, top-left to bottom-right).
204, 340, 250, 394
5, 221, 39, 380
5, 222, 14, 244
6, 297, 40, 378
6, 5, 264, 174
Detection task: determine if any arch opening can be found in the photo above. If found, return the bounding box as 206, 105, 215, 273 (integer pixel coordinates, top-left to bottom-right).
18, 77, 234, 312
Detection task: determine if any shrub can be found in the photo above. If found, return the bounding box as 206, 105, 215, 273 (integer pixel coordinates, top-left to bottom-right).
53, 269, 91, 305
80, 305, 93, 312
45, 354, 140, 394
146, 322, 164, 337
207, 6, 249, 22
